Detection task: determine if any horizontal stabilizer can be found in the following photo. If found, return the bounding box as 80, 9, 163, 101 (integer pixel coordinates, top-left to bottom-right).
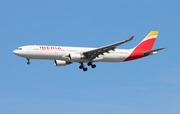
143, 48, 165, 56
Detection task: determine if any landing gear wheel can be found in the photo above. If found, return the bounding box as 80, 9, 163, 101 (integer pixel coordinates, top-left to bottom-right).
91, 64, 96, 68
83, 67, 88, 71
87, 62, 92, 66
26, 58, 30, 65
79, 65, 83, 69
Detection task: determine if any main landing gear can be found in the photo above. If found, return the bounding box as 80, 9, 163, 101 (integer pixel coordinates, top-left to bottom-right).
79, 62, 96, 72
26, 58, 31, 65
87, 62, 96, 68
79, 63, 88, 71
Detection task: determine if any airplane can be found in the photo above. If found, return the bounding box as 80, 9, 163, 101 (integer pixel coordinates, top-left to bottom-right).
13, 31, 164, 71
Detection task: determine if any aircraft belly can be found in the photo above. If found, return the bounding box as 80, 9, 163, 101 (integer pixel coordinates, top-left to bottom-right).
101, 52, 130, 62
103, 55, 125, 62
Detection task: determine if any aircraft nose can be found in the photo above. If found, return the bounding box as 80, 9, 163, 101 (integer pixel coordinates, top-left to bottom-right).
13, 50, 18, 55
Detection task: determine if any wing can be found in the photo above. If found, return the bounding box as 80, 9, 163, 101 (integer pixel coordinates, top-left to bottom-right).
82, 36, 134, 59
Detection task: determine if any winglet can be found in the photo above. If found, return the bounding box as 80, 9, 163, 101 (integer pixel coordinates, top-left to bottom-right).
128, 36, 134, 41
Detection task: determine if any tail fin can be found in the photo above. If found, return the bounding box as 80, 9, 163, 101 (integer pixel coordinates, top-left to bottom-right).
134, 31, 158, 51
124, 31, 159, 61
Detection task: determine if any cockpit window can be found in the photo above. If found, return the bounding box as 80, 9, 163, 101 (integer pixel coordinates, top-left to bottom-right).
17, 48, 22, 50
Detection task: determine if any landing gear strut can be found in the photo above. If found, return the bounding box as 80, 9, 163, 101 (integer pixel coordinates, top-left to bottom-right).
79, 63, 88, 71
26, 58, 31, 65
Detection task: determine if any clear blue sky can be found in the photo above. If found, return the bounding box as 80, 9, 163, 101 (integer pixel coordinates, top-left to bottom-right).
1, 0, 179, 114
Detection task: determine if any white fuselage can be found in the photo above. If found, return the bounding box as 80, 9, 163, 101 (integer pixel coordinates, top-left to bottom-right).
13, 31, 163, 71
13, 45, 133, 63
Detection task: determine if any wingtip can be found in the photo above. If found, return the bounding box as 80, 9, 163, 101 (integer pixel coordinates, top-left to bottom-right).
129, 36, 134, 40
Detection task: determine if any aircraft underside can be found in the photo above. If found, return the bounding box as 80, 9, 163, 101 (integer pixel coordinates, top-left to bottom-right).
24, 53, 127, 71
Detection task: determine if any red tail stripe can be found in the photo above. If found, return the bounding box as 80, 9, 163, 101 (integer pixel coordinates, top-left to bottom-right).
124, 38, 156, 61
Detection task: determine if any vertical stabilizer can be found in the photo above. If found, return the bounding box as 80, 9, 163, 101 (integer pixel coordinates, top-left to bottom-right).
124, 31, 159, 61
135, 31, 158, 51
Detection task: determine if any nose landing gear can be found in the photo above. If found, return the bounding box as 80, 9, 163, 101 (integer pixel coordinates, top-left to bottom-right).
26, 58, 31, 65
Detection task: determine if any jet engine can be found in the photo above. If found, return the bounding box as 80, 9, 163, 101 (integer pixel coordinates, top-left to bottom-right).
54, 60, 71, 66
69, 53, 85, 61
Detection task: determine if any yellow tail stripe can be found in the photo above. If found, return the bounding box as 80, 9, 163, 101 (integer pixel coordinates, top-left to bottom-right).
145, 31, 159, 39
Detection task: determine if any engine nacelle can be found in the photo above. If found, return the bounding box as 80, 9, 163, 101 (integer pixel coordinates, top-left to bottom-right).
69, 53, 85, 61
54, 60, 71, 66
